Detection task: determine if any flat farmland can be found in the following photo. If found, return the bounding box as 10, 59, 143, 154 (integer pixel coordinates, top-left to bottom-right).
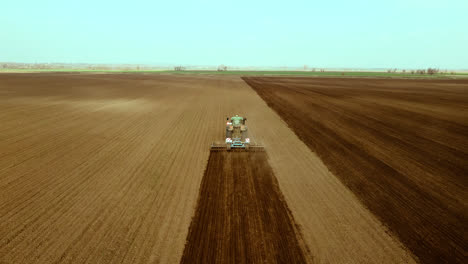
181, 150, 308, 263
0, 73, 226, 263
1, 73, 416, 263
243, 77, 468, 263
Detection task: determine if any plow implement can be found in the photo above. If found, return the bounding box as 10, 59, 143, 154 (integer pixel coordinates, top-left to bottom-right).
210, 143, 264, 152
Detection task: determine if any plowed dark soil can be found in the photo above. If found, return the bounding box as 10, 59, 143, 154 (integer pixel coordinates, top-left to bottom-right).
180, 150, 308, 264
243, 77, 468, 264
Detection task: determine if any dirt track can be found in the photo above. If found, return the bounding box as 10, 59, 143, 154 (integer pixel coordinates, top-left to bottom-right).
1, 73, 416, 263
244, 77, 468, 263
181, 150, 308, 263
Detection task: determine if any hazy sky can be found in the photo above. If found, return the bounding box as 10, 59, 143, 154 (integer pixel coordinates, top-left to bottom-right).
2, 0, 467, 68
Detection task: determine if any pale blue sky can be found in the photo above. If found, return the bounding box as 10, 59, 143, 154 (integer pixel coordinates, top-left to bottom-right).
2, 0, 467, 68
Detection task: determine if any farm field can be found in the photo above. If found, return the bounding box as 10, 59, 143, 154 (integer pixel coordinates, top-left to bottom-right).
181, 150, 308, 263
243, 77, 468, 263
1, 73, 415, 263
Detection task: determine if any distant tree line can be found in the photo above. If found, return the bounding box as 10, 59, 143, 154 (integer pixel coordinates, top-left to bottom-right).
302, 66, 326, 72
0, 62, 158, 71
217, 65, 227, 71
388, 68, 456, 75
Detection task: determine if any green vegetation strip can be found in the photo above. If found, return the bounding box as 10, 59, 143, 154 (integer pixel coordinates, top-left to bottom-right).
1, 68, 466, 78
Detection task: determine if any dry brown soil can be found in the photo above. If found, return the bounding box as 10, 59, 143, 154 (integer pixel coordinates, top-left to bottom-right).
1, 73, 416, 263
243, 77, 468, 264
181, 150, 308, 263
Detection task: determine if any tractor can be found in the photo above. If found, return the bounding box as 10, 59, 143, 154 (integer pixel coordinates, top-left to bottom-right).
211, 115, 262, 151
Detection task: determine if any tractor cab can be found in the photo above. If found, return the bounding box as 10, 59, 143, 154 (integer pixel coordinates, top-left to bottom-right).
229, 115, 245, 126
